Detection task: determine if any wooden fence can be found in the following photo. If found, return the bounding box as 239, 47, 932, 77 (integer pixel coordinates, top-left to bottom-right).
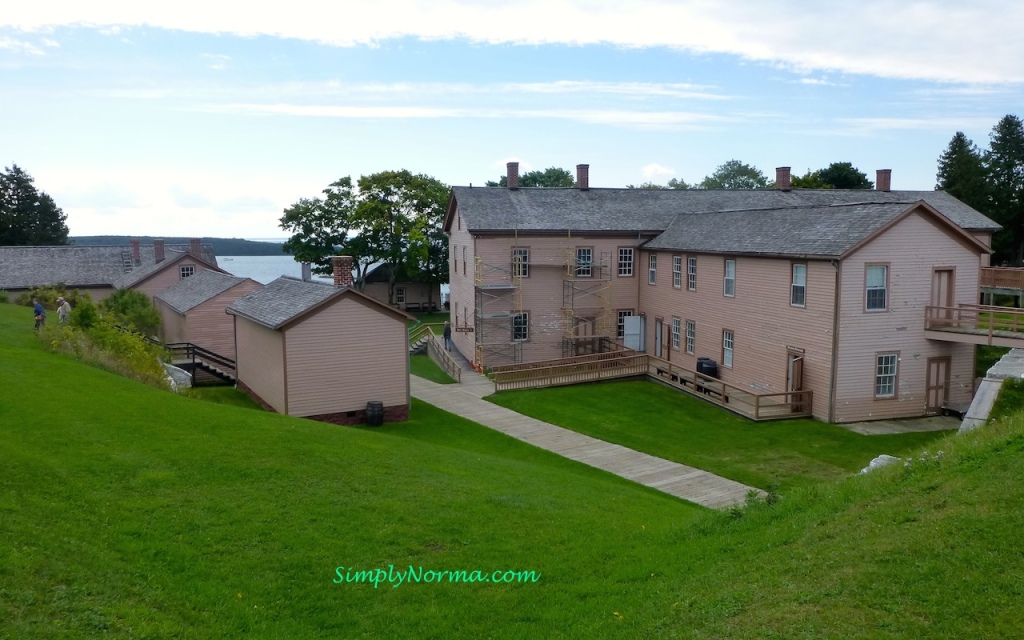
491, 351, 813, 420
980, 267, 1024, 291
925, 304, 1024, 346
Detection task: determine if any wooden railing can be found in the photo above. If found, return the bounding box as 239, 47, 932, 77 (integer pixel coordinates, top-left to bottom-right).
645, 355, 812, 420
409, 322, 462, 383
980, 267, 1024, 290
163, 342, 237, 380
493, 351, 648, 391
925, 304, 1024, 344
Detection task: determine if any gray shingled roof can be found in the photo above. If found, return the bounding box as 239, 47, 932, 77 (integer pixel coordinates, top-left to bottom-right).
226, 276, 342, 329
0, 243, 219, 290
111, 249, 223, 289
154, 270, 250, 315
644, 202, 928, 257
450, 187, 1001, 234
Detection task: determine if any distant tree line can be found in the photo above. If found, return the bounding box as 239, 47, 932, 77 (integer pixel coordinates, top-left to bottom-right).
627, 160, 873, 190
70, 236, 288, 256
936, 114, 1024, 265
0, 164, 69, 246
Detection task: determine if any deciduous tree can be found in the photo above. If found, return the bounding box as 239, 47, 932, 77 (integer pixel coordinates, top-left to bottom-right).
698, 160, 770, 189
815, 162, 873, 189
486, 167, 575, 188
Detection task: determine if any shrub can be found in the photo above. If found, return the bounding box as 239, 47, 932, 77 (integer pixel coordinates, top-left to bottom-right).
39, 317, 170, 391
70, 295, 100, 330
100, 288, 161, 337
0, 289, 7, 304
15, 284, 88, 309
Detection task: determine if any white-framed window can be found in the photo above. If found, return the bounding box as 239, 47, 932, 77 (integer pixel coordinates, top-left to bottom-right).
617, 310, 634, 338
648, 254, 657, 285
512, 247, 530, 278
576, 247, 593, 277
685, 320, 695, 354
866, 264, 888, 311
618, 247, 634, 277
724, 259, 736, 297
396, 287, 406, 304
687, 256, 697, 291
722, 330, 734, 368
672, 256, 682, 288
671, 317, 681, 349
512, 312, 529, 342
791, 263, 807, 307
180, 265, 195, 279
875, 352, 898, 397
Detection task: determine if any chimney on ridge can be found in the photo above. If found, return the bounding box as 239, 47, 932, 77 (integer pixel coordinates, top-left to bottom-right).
576, 164, 590, 191
190, 237, 202, 258
506, 161, 519, 190
130, 238, 141, 264
154, 239, 165, 263
332, 255, 354, 288
301, 262, 312, 282
876, 169, 892, 192
776, 167, 792, 191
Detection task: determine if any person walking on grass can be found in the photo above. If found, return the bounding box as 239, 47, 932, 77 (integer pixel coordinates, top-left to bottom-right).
32, 298, 46, 330
443, 321, 452, 351
57, 297, 72, 324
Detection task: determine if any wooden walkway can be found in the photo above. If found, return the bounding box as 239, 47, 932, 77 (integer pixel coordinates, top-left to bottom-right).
411, 362, 761, 508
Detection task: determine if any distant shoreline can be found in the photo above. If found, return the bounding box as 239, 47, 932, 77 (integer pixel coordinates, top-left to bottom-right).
69, 236, 291, 257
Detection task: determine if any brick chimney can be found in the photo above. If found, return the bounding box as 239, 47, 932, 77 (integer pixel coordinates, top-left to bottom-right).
301, 262, 312, 282
506, 161, 519, 190
332, 255, 354, 287
876, 169, 892, 192
154, 239, 165, 263
576, 164, 590, 191
129, 238, 141, 264
776, 167, 792, 191
190, 237, 202, 258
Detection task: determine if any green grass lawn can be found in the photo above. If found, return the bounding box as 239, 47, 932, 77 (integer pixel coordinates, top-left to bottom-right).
410, 353, 456, 384
3, 302, 1024, 638
977, 344, 1011, 377
183, 386, 268, 410
487, 380, 949, 492
409, 312, 450, 334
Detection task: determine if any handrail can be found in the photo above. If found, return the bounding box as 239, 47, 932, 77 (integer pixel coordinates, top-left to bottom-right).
164, 341, 236, 372
424, 331, 462, 383
925, 304, 1024, 344
489, 348, 635, 374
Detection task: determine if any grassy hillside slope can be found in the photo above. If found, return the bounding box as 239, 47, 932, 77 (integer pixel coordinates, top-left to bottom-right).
2, 302, 1023, 638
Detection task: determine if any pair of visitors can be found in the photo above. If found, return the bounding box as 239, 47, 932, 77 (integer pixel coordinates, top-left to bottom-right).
57, 297, 72, 324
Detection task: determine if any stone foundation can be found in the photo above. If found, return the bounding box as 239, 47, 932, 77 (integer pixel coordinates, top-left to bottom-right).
307, 403, 409, 426
236, 381, 409, 425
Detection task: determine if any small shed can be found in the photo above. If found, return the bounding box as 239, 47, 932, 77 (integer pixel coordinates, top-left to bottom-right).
226, 268, 413, 424
153, 270, 262, 360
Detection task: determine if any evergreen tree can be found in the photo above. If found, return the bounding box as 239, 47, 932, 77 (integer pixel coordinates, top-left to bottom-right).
984, 115, 1024, 264
0, 164, 69, 245
936, 131, 989, 213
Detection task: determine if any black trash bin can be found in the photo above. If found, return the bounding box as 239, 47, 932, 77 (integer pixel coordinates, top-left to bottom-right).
366, 401, 384, 427
703, 359, 719, 379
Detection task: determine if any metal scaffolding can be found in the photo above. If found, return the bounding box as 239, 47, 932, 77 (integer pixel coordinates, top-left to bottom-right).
471, 235, 616, 367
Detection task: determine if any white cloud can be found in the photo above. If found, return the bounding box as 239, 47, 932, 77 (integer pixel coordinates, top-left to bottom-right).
3, 1, 1023, 83
199, 103, 731, 129
641, 163, 675, 180
0, 36, 45, 55
796, 77, 841, 86
202, 53, 230, 71
838, 116, 999, 134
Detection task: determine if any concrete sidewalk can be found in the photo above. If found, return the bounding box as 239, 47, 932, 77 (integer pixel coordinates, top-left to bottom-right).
410, 370, 761, 508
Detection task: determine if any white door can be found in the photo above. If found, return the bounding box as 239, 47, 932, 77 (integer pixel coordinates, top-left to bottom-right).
624, 315, 644, 351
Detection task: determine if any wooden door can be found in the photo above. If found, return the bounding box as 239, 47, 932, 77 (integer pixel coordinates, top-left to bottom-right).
926, 356, 950, 413
787, 352, 804, 413
931, 269, 954, 323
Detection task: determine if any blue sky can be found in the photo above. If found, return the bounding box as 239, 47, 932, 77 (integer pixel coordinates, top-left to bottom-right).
2, 1, 1023, 238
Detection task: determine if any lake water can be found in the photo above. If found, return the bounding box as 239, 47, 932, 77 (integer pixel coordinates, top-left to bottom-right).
218, 255, 333, 285
217, 255, 450, 299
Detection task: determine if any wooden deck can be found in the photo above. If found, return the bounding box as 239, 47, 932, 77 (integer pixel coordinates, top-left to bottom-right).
925, 304, 1024, 347
490, 351, 813, 421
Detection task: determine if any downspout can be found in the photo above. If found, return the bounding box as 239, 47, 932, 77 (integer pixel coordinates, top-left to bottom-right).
828, 259, 842, 423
